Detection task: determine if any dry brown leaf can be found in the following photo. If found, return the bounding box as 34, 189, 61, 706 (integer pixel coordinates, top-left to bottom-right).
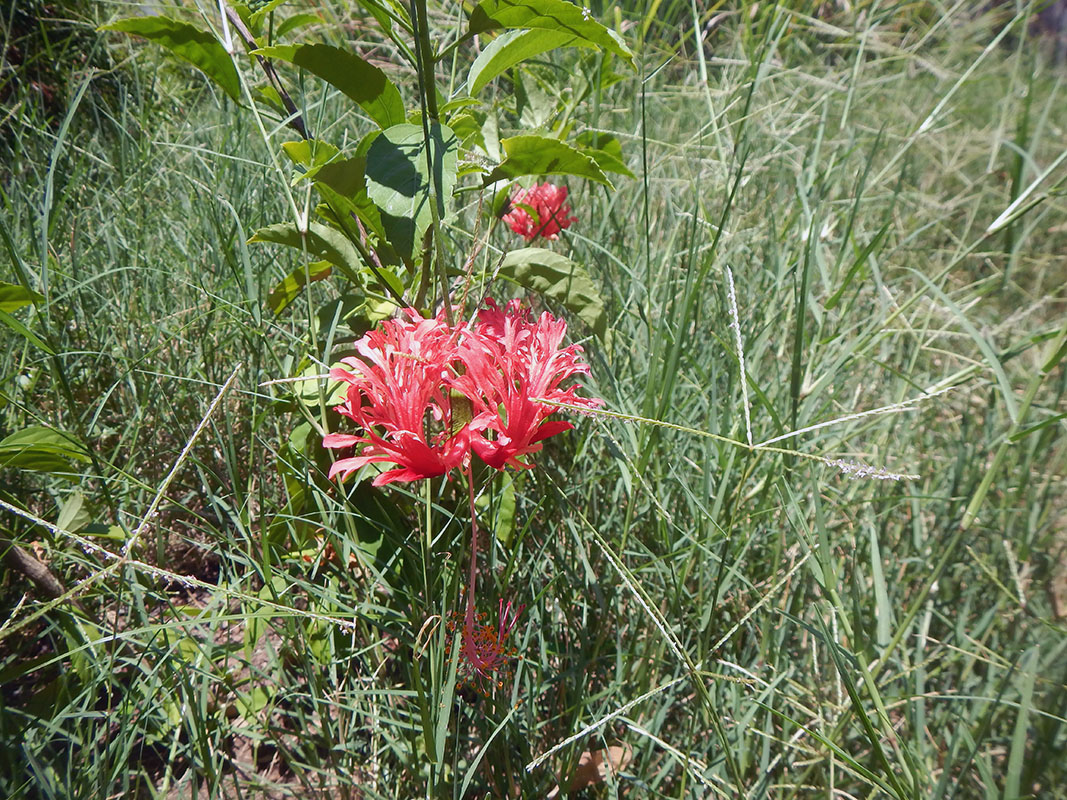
1050, 541, 1067, 620
564, 744, 634, 793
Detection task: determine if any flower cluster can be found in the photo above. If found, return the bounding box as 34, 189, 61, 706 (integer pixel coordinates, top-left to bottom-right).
324, 300, 601, 486
502, 182, 577, 241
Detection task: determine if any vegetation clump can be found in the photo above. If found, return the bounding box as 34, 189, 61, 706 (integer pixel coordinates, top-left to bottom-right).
1, 1, 1066, 797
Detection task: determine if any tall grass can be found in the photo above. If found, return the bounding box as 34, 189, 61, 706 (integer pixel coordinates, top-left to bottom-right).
2, 2, 1066, 798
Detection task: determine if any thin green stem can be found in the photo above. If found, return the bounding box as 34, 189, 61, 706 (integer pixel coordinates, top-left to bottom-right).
409, 0, 452, 324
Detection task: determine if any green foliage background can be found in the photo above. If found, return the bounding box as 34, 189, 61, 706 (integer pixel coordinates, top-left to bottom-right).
1, 1, 1066, 798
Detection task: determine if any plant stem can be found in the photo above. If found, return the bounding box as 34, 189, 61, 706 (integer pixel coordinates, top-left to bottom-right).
409, 0, 452, 324
464, 462, 479, 626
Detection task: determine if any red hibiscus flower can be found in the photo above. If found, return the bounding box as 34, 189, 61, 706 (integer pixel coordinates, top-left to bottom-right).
501, 182, 577, 241
323, 310, 470, 486
454, 300, 603, 470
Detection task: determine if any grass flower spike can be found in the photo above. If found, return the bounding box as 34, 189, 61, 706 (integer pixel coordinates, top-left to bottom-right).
502, 182, 577, 241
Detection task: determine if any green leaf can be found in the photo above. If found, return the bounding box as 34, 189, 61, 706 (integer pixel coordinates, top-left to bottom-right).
486, 135, 611, 187
312, 295, 365, 343
868, 524, 892, 648
311, 156, 368, 195
493, 474, 517, 546
276, 12, 322, 40
447, 110, 487, 152
248, 0, 288, 26
514, 68, 555, 128
824, 223, 890, 312
364, 123, 458, 260
268, 260, 332, 315
101, 17, 240, 101
314, 184, 390, 250
467, 28, 589, 95
909, 267, 1019, 424
315, 134, 394, 243
467, 0, 634, 68
293, 361, 348, 408
352, 0, 398, 38
0, 282, 44, 312
497, 248, 606, 338
574, 130, 634, 178
249, 222, 363, 285
1008, 412, 1067, 442
441, 97, 481, 115
279, 146, 390, 246
1006, 647, 1039, 800
253, 84, 285, 115
0, 309, 53, 354
244, 576, 288, 662
0, 426, 90, 474
56, 491, 91, 535
235, 686, 273, 723
281, 139, 340, 170
1041, 320, 1067, 373
303, 157, 387, 239
254, 44, 405, 129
